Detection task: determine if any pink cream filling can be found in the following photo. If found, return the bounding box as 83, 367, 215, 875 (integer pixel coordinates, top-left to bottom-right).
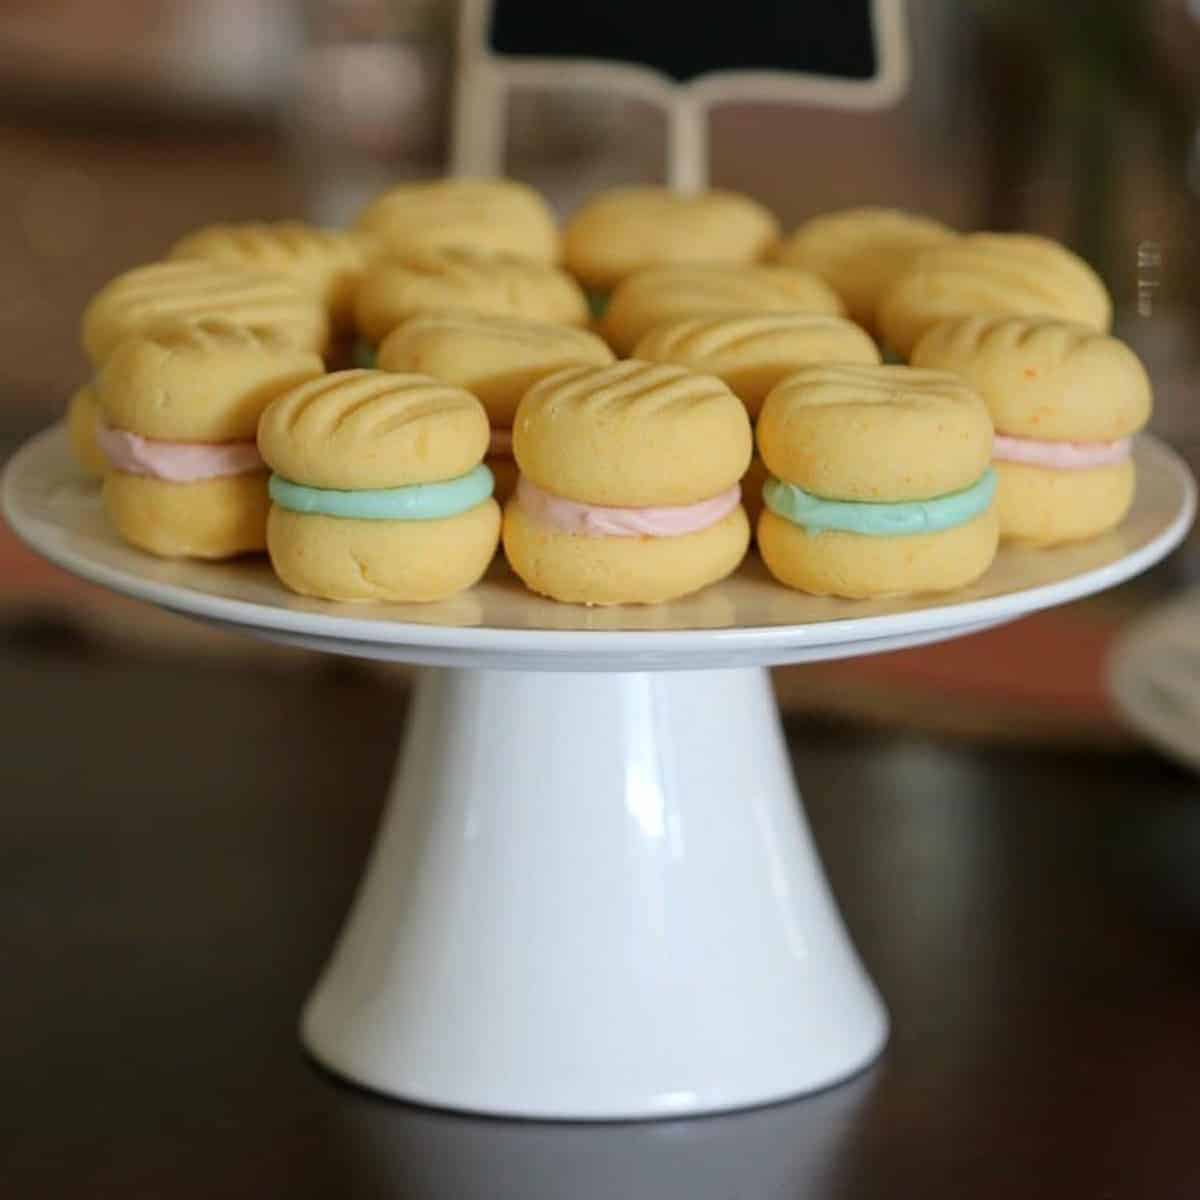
993, 434, 1132, 471
517, 475, 741, 538
488, 428, 513, 457
96, 423, 265, 483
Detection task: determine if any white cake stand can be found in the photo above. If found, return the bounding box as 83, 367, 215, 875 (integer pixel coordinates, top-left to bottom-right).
5, 426, 1195, 1120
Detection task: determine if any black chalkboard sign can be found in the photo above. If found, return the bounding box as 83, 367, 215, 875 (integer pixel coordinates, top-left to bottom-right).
488, 1, 877, 83
451, 0, 907, 184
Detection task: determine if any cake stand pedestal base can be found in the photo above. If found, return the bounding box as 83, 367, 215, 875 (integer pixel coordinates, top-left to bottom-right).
301, 666, 887, 1120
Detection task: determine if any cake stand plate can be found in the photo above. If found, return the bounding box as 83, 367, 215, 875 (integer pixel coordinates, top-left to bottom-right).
5, 427, 1194, 1120
1109, 586, 1200, 774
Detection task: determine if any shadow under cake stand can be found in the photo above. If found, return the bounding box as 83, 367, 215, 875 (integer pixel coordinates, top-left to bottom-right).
5, 426, 1194, 1120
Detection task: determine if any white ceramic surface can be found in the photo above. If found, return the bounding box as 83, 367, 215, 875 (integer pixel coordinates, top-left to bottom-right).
303, 666, 888, 1119
1109, 587, 1200, 773
3, 427, 1195, 671
4, 424, 1194, 1119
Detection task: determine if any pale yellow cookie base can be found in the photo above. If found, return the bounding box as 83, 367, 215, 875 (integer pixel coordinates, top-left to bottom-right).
67, 386, 107, 479
267, 501, 500, 603
103, 470, 269, 559
757, 508, 998, 599
995, 458, 1134, 546
503, 501, 750, 605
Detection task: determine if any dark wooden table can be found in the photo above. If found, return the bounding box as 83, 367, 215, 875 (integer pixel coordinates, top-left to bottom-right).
3, 625, 1200, 1199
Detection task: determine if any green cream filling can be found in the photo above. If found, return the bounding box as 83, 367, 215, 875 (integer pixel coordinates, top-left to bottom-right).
351, 339, 377, 369
764, 470, 996, 537
269, 465, 493, 521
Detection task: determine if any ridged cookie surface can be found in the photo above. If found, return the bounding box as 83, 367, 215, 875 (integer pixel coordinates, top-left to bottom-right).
355, 248, 588, 344
877, 233, 1111, 358
774, 207, 956, 332
97, 318, 325, 442
513, 360, 752, 507
910, 314, 1150, 441
603, 264, 844, 355
377, 313, 613, 426
82, 261, 330, 365
757, 364, 992, 502
633, 312, 880, 416
169, 221, 373, 328
258, 369, 489, 490
564, 186, 779, 291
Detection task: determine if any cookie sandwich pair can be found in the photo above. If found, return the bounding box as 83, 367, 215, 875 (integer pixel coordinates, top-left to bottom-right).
258, 371, 501, 603
913, 315, 1151, 545
757, 365, 999, 598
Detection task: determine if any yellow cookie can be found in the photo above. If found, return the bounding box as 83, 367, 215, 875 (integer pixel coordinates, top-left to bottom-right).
266, 503, 500, 603
514, 360, 752, 506
758, 507, 998, 598
877, 233, 1112, 358
756, 365, 996, 598
603, 264, 844, 355
92, 320, 322, 561
259, 369, 499, 603
168, 221, 374, 331
97, 318, 325, 443
355, 248, 588, 345
103, 470, 270, 560
912, 315, 1149, 544
66, 384, 107, 479
353, 177, 559, 263
910, 314, 1150, 442
563, 186, 779, 292
258, 369, 489, 491
503, 500, 749, 606
82, 260, 331, 366
633, 312, 880, 418
774, 207, 956, 332
756, 364, 993, 502
504, 360, 751, 604
377, 312, 614, 428
994, 459, 1134, 547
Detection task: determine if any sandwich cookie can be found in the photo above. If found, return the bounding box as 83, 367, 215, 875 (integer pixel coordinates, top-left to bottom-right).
353, 177, 559, 263
82, 260, 331, 367
912, 315, 1151, 544
633, 311, 881, 525
168, 221, 374, 333
774, 206, 956, 334
877, 233, 1112, 359
756, 364, 998, 597
563, 185, 779, 313
353, 247, 588, 364
258, 370, 499, 602
96, 319, 324, 558
377, 312, 614, 503
503, 361, 752, 605
602, 264, 844, 356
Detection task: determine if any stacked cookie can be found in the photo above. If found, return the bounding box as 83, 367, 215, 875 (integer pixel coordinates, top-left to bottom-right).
66, 175, 1151, 606
258, 371, 500, 602
756, 366, 998, 597
912, 316, 1150, 544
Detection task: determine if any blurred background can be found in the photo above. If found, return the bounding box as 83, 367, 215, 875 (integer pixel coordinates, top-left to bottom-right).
1, 0, 1199, 736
